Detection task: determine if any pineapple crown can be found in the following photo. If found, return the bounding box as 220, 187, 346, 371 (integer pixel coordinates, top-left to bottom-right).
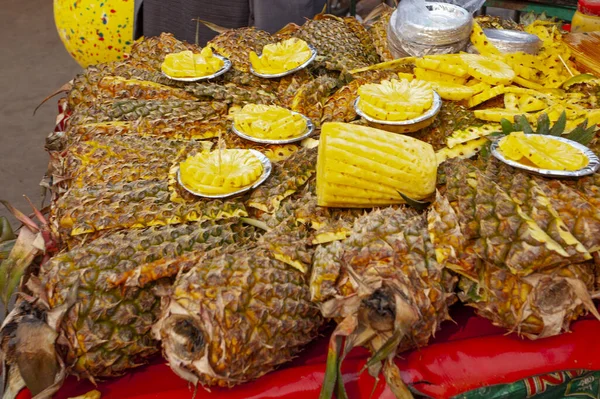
497, 111, 598, 146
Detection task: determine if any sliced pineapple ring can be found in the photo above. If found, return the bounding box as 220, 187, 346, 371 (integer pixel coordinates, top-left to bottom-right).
234, 104, 307, 140
180, 149, 263, 195
357, 79, 433, 121
249, 38, 312, 75
461, 54, 515, 86
161, 48, 224, 78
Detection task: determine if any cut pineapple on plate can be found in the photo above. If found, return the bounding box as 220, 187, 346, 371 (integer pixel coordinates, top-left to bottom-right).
414, 67, 468, 85
233, 104, 308, 140
461, 54, 515, 86
179, 149, 264, 195
498, 132, 588, 171
317, 122, 437, 207
250, 38, 313, 75
446, 124, 500, 148
357, 79, 433, 121
161, 48, 225, 78
435, 137, 489, 165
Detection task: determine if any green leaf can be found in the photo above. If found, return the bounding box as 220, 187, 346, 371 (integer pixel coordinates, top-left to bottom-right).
398, 192, 430, 210
515, 115, 533, 134
549, 111, 567, 136
567, 120, 597, 145
500, 118, 514, 135
536, 113, 550, 135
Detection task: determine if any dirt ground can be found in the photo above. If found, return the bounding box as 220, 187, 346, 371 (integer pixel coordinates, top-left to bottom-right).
0, 0, 81, 227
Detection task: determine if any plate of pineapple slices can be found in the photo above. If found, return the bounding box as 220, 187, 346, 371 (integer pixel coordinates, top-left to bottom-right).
492, 133, 600, 178
161, 48, 232, 82
249, 38, 317, 78
177, 148, 272, 198
232, 104, 314, 144
354, 79, 442, 134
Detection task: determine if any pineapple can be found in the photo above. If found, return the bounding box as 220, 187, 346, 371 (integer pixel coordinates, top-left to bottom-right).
96, 76, 195, 102
460, 54, 515, 86
317, 123, 437, 207
249, 38, 313, 74
291, 75, 339, 127
414, 67, 468, 85
427, 81, 476, 101
233, 104, 307, 140
416, 101, 482, 151
161, 48, 224, 78
179, 149, 264, 195
1, 219, 257, 386
52, 179, 247, 241
415, 55, 469, 78
470, 21, 501, 56
367, 5, 395, 62
311, 207, 455, 398
357, 79, 433, 120
155, 243, 322, 387
446, 124, 500, 148
207, 27, 275, 73
128, 33, 198, 71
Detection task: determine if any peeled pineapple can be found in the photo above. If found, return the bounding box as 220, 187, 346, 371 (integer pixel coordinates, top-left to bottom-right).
249, 38, 312, 74
415, 55, 469, 78
179, 149, 263, 195
498, 132, 588, 171
357, 79, 433, 121
317, 122, 437, 207
461, 54, 515, 86
161, 48, 224, 78
233, 104, 307, 140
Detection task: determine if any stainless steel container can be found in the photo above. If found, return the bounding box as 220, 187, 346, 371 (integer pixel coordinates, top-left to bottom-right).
483, 29, 542, 54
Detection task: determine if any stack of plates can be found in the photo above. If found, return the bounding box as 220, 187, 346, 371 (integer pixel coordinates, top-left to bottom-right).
387, 2, 473, 58
483, 29, 542, 54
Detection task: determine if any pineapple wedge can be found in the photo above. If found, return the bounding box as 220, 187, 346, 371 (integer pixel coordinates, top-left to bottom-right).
468, 85, 506, 108
415, 56, 469, 78
357, 79, 433, 121
161, 48, 224, 78
250, 38, 312, 74
427, 81, 476, 101
461, 54, 515, 86
414, 67, 468, 85
446, 124, 500, 148
470, 22, 501, 56
435, 137, 489, 165
317, 123, 437, 207
234, 104, 307, 140
474, 108, 533, 123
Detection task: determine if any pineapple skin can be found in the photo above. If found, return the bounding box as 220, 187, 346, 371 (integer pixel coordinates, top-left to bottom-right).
38, 219, 256, 379
207, 27, 274, 73
155, 245, 323, 387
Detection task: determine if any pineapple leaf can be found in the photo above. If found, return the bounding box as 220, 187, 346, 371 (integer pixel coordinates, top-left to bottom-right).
536, 113, 550, 136
566, 119, 597, 145
500, 118, 514, 135
515, 115, 533, 134
549, 111, 567, 136
0, 216, 16, 243
364, 329, 402, 370
398, 192, 430, 210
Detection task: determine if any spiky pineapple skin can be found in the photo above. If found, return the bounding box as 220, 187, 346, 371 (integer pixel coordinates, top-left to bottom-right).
155, 246, 322, 387
40, 219, 256, 379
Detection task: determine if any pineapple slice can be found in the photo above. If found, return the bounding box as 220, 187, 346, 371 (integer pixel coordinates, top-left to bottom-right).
357, 79, 433, 121
460, 54, 515, 86
427, 81, 476, 101
234, 104, 307, 140
504, 93, 520, 111
498, 132, 588, 171
466, 80, 492, 94
470, 22, 501, 55
519, 95, 547, 112
414, 67, 467, 85
161, 48, 224, 78
415, 56, 469, 78
179, 149, 263, 195
446, 124, 500, 148
250, 38, 312, 74
474, 108, 531, 123
317, 122, 437, 207
467, 85, 506, 108
397, 72, 415, 81
435, 137, 489, 165
513, 76, 545, 90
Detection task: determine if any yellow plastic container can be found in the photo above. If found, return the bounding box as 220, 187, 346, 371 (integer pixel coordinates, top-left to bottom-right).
572, 10, 600, 32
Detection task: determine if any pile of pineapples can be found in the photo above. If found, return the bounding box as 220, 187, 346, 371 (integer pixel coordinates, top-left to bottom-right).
1, 9, 600, 399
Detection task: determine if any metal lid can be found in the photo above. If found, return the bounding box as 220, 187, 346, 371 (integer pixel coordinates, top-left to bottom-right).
483, 29, 542, 54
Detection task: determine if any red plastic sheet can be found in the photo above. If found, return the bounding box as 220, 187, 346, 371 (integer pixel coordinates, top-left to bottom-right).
16, 306, 600, 399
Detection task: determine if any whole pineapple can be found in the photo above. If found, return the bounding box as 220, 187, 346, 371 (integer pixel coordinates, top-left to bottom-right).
154, 230, 323, 388
1, 219, 256, 391
311, 207, 456, 398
